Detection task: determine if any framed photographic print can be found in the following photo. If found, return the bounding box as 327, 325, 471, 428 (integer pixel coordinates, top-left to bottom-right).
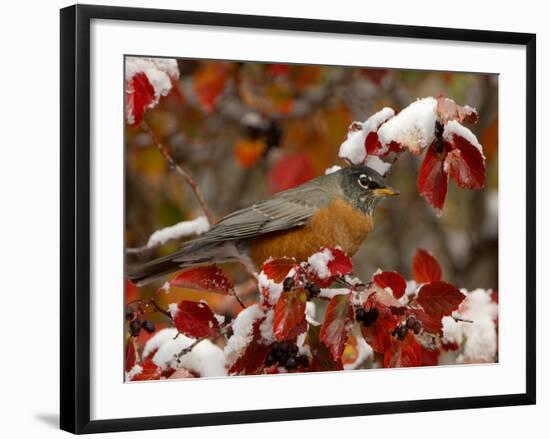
60, 4, 536, 434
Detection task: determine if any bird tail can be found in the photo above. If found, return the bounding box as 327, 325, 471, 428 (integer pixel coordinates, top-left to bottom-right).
126, 243, 240, 286
126, 253, 186, 286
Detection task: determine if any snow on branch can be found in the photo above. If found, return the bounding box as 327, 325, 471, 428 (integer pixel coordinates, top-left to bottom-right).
127, 216, 209, 254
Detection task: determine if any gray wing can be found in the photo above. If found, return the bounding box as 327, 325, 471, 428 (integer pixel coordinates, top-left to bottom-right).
181, 178, 336, 254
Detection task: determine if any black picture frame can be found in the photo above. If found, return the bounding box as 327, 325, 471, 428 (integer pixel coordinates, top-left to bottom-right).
60, 4, 536, 434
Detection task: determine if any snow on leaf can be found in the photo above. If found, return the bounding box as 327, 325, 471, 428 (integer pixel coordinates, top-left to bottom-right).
417, 144, 449, 211
129, 358, 162, 381
373, 271, 407, 299
146, 328, 226, 376
327, 248, 353, 277
338, 107, 395, 163
125, 57, 179, 126
170, 265, 233, 294
417, 281, 465, 317
273, 289, 307, 341
224, 304, 266, 368
436, 97, 478, 125
227, 310, 270, 375
365, 155, 392, 175
412, 249, 443, 284
320, 293, 355, 361
173, 300, 220, 338
383, 332, 422, 368
260, 258, 297, 283
377, 97, 437, 155
307, 247, 353, 287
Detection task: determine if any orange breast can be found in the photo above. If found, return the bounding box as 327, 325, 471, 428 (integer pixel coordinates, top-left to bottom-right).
248, 198, 373, 267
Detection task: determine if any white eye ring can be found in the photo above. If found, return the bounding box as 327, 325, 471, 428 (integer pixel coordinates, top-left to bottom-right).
358, 174, 371, 189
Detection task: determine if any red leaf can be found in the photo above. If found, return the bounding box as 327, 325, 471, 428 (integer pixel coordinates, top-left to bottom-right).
170, 265, 233, 294
260, 258, 298, 283
267, 152, 315, 194
229, 319, 270, 375
420, 345, 440, 366
125, 338, 137, 373
327, 248, 353, 277
320, 293, 355, 360
445, 135, 485, 189
409, 307, 443, 335
273, 290, 307, 341
360, 289, 401, 354
173, 300, 220, 338
125, 72, 155, 127
417, 145, 448, 210
307, 324, 343, 372
436, 97, 478, 124
365, 131, 384, 156
130, 358, 162, 381
373, 271, 407, 299
383, 332, 422, 368
417, 281, 465, 317
306, 248, 353, 288
412, 249, 443, 283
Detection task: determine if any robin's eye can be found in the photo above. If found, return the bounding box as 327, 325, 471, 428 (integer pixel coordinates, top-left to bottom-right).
358, 174, 371, 189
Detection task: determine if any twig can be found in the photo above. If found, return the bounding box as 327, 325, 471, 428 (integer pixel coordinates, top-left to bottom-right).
141, 120, 214, 225
174, 325, 232, 362
230, 288, 246, 309
150, 298, 172, 320
452, 315, 474, 324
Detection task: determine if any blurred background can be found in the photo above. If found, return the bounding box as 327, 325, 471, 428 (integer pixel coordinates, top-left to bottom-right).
125, 59, 498, 315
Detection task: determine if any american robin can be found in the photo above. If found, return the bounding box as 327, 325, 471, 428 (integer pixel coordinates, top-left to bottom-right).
128, 164, 399, 285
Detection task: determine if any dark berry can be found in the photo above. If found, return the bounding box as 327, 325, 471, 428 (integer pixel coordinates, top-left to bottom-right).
406, 316, 416, 329
125, 306, 134, 321
142, 320, 155, 334
271, 341, 281, 352
280, 341, 291, 352
289, 344, 299, 355
356, 308, 366, 322
413, 321, 422, 334
363, 308, 379, 326
285, 357, 297, 370
283, 277, 295, 291
306, 283, 321, 296
298, 355, 309, 368
265, 352, 277, 366
396, 325, 408, 341
130, 319, 142, 337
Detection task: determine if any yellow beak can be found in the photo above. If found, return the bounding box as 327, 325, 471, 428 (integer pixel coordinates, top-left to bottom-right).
373, 186, 400, 197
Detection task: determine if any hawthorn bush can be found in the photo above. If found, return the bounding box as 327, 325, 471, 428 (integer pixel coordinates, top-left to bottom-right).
124, 57, 498, 381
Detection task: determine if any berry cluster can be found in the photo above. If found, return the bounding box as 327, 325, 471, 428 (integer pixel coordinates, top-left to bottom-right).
126, 305, 155, 337
283, 277, 321, 300
265, 341, 309, 370
355, 307, 379, 327
393, 315, 422, 340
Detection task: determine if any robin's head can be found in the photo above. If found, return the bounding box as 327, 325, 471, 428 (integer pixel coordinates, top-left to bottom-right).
338, 164, 399, 215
